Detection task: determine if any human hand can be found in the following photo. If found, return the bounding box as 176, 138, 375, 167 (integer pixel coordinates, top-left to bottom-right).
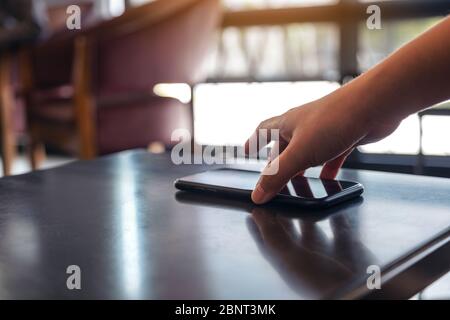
245, 89, 402, 204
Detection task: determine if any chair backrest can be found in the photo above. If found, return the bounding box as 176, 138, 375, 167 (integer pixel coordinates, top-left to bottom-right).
46, 2, 96, 33
93, 0, 222, 97
30, 1, 98, 89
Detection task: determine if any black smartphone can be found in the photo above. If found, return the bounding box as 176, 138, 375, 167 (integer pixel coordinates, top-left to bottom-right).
174, 168, 364, 209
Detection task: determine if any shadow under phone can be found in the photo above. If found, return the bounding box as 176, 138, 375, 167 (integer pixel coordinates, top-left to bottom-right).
175, 190, 364, 222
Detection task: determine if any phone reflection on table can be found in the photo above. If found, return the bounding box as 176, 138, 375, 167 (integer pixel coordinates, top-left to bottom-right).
247, 206, 377, 299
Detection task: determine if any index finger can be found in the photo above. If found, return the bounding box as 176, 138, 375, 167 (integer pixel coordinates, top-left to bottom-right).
252, 138, 313, 204
244, 116, 281, 156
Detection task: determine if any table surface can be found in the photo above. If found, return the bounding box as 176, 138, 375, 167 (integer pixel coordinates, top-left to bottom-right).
0, 150, 449, 299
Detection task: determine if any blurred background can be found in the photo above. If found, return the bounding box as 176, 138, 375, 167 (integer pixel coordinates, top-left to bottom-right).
0, 0, 449, 178
197, 0, 450, 178
0, 0, 448, 299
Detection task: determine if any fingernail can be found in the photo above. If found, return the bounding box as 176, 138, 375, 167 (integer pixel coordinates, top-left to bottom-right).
252, 184, 271, 204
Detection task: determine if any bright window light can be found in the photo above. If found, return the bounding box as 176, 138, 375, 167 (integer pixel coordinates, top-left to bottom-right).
153, 83, 192, 104
194, 81, 340, 146
358, 115, 420, 155
130, 0, 155, 6
422, 116, 450, 156
108, 0, 125, 17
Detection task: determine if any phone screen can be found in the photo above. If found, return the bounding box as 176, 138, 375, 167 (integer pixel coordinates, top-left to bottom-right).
177, 168, 360, 200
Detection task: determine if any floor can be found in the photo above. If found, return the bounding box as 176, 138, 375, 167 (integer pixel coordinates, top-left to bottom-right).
0, 153, 448, 299
0, 153, 74, 177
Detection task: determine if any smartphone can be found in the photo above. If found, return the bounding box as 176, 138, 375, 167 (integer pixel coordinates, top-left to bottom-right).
174, 168, 364, 209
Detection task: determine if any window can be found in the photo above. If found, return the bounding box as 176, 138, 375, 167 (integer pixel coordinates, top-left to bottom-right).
194, 81, 340, 146
201, 22, 340, 146
358, 17, 442, 72
194, 0, 450, 176
358, 115, 421, 155
206, 23, 339, 81
357, 17, 446, 156
421, 102, 450, 156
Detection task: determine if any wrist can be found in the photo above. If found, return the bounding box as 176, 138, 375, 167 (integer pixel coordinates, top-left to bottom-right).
332, 66, 408, 130
323, 76, 381, 131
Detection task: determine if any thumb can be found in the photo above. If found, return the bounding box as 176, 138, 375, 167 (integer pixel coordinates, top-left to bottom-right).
252, 141, 310, 204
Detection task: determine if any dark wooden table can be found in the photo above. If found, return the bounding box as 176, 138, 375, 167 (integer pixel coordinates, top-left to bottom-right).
0, 150, 449, 299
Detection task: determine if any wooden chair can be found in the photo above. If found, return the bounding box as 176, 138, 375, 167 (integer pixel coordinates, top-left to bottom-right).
0, 1, 96, 175
23, 0, 222, 168
0, 53, 16, 175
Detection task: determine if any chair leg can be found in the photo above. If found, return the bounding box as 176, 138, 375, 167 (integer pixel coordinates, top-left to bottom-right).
29, 137, 45, 170
73, 37, 97, 160
0, 54, 16, 176
17, 48, 45, 171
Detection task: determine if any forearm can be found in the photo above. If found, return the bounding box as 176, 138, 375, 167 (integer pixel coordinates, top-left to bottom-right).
341, 16, 450, 124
